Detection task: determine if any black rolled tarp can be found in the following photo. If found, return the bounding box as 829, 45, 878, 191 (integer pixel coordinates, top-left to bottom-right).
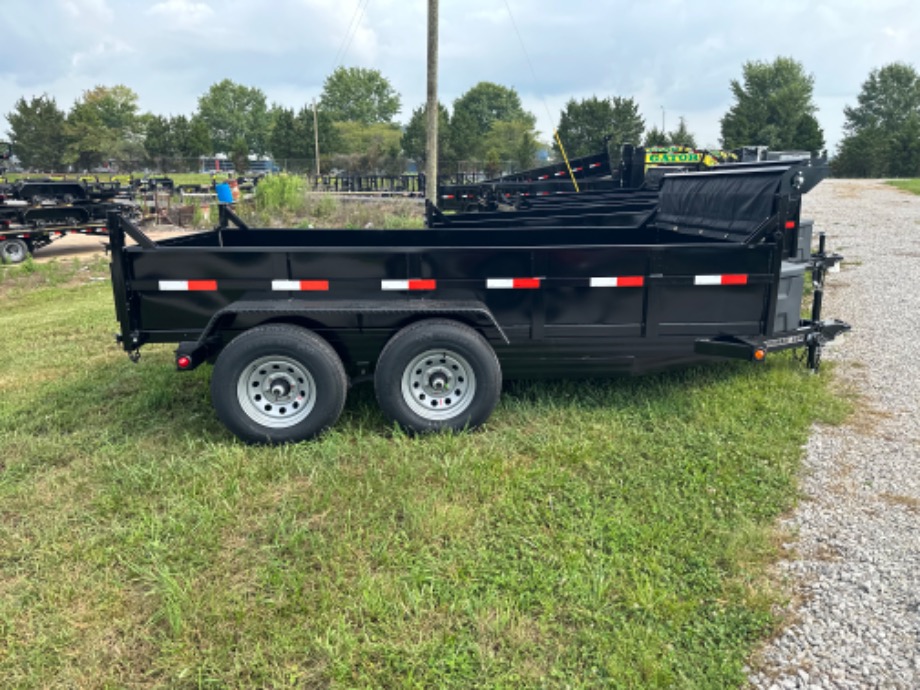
656, 167, 788, 240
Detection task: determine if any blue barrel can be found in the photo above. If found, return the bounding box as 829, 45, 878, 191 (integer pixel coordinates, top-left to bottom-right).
215, 182, 233, 203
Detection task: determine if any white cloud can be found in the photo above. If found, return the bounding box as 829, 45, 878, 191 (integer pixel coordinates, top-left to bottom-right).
147, 0, 215, 30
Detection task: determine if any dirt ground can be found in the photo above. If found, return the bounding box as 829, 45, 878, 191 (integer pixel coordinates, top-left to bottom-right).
30, 224, 197, 263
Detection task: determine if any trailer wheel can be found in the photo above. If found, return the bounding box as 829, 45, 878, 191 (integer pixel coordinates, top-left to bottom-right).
375, 319, 501, 433
0, 238, 29, 264
211, 324, 347, 444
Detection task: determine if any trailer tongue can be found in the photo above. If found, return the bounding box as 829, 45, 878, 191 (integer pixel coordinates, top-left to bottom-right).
107, 158, 848, 444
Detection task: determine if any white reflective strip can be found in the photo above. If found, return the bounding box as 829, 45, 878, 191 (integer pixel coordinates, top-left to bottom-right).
159, 280, 189, 291
590, 277, 620, 288
694, 275, 722, 286
381, 280, 409, 291
486, 279, 515, 289
272, 280, 301, 291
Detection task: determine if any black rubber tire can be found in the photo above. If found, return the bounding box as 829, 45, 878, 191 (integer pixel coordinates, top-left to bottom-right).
374, 319, 501, 433
211, 324, 347, 444
0, 238, 29, 264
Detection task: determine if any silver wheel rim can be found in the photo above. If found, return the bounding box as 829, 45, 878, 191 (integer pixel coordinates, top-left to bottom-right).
400, 348, 476, 421
2, 241, 26, 263
236, 355, 316, 429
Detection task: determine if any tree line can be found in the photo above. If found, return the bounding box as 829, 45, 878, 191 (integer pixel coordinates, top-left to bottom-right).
5, 59, 919, 177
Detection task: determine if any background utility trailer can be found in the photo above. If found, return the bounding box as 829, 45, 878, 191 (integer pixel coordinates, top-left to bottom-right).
107, 160, 848, 444
0, 222, 109, 264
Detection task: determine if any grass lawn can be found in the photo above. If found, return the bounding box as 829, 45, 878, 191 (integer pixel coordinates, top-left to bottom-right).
887, 179, 920, 195
0, 258, 846, 688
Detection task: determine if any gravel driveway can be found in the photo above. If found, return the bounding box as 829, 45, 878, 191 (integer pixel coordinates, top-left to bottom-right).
748, 179, 920, 689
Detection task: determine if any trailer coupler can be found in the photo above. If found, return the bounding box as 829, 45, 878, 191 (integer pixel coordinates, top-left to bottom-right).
694, 318, 850, 371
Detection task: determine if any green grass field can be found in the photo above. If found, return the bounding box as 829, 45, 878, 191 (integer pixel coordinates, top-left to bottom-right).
0, 258, 847, 688
887, 179, 920, 195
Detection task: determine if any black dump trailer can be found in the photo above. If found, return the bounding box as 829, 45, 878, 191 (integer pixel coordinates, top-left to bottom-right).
107, 159, 848, 444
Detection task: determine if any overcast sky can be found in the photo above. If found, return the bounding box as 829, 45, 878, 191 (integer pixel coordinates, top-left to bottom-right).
1, 0, 917, 154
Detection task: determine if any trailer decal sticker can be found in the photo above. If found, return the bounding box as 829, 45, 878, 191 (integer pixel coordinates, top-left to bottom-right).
590, 276, 645, 288
487, 278, 542, 289
158, 280, 218, 291
694, 274, 749, 286
272, 280, 329, 291
381, 280, 437, 291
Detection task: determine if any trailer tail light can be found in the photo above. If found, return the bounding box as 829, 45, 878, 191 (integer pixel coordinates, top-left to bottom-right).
177, 355, 192, 370
785, 220, 796, 229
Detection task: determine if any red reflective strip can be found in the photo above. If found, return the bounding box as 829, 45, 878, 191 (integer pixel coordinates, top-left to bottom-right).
300, 280, 328, 291
619, 276, 645, 288
785, 220, 796, 229
538, 175, 549, 180
721, 274, 748, 285
188, 280, 217, 291
513, 278, 541, 289
442, 194, 455, 200
408, 279, 436, 291
573, 166, 583, 172
0, 235, 5, 241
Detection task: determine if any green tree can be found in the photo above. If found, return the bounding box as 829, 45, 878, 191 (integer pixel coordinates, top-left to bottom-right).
196, 79, 270, 154
5, 94, 66, 170
319, 67, 401, 125
331, 121, 403, 174
295, 105, 340, 172
834, 63, 920, 177
667, 116, 697, 148
142, 114, 175, 163
450, 82, 536, 163
269, 106, 299, 161
402, 102, 453, 172
184, 115, 213, 158
643, 125, 668, 147
481, 119, 539, 173
720, 57, 825, 151
230, 136, 249, 174
64, 85, 144, 169
555, 96, 645, 157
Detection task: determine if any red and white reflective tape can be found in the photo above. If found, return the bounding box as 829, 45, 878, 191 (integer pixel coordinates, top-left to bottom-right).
694, 274, 748, 286
272, 279, 329, 291
589, 162, 601, 169
381, 279, 436, 291
158, 280, 218, 291
487, 277, 541, 289
589, 276, 645, 288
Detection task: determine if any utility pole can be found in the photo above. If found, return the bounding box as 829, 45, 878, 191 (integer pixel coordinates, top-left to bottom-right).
425, 0, 439, 205
312, 98, 321, 177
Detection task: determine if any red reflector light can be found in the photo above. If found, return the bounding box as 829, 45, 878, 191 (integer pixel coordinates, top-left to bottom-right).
785, 221, 796, 229
177, 356, 192, 369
